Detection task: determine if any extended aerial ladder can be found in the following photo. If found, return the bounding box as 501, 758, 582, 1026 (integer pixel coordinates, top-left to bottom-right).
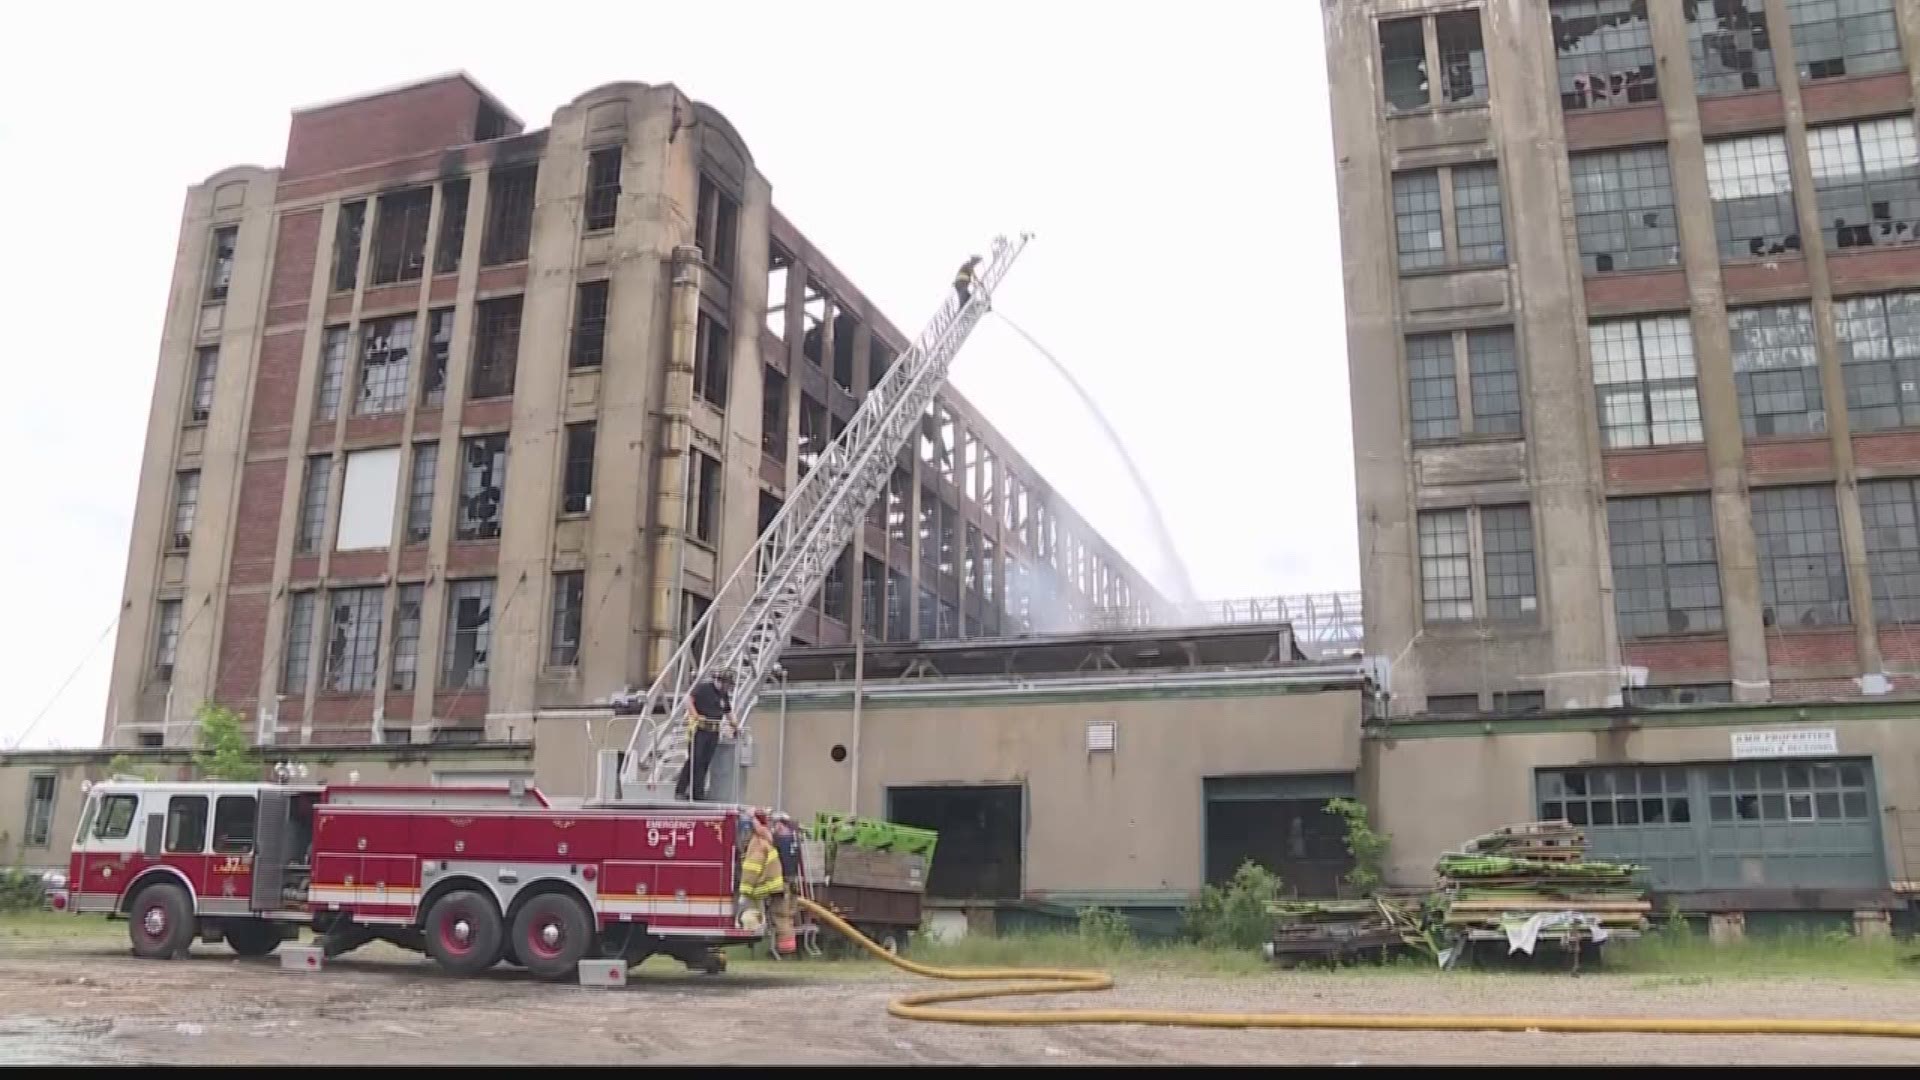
613, 234, 1032, 799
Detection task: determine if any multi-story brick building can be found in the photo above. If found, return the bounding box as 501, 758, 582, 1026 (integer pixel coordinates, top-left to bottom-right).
1326, 1, 1920, 713
104, 73, 1159, 748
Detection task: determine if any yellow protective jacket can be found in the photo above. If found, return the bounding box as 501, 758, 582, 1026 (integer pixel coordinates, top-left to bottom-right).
739, 830, 786, 899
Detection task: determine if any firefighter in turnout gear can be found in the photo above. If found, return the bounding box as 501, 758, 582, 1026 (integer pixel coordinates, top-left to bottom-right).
675, 669, 735, 802
737, 811, 795, 954
952, 255, 982, 308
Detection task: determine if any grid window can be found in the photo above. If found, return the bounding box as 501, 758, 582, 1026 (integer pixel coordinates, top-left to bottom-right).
1492, 690, 1547, 715
1570, 147, 1680, 273
369, 187, 432, 286
1607, 494, 1724, 638
470, 296, 522, 400
1704, 134, 1801, 260
1468, 328, 1522, 435
481, 165, 537, 266
1751, 484, 1851, 628
549, 570, 585, 668
1483, 505, 1538, 620
296, 454, 333, 554
1407, 333, 1460, 442
1859, 478, 1920, 623
153, 599, 182, 679
24, 774, 55, 848
695, 310, 731, 408
205, 225, 236, 302
170, 470, 200, 548
189, 346, 218, 423
405, 442, 437, 544
1541, 765, 1694, 829
282, 591, 316, 694
323, 586, 384, 693
1729, 303, 1824, 437
584, 147, 622, 232
315, 326, 350, 421
1807, 116, 1920, 252
422, 308, 453, 408
1426, 693, 1480, 714
1418, 509, 1474, 623
457, 434, 507, 541
689, 450, 721, 544
1436, 11, 1489, 105
1392, 171, 1445, 272
1705, 759, 1873, 824
1833, 290, 1920, 431
441, 578, 496, 690
1787, 0, 1904, 81
562, 422, 595, 515
1451, 164, 1507, 265
1379, 17, 1429, 112
696, 176, 739, 278
355, 314, 415, 416
434, 179, 469, 276
1591, 316, 1703, 448
1553, 0, 1658, 111
1686, 0, 1777, 96
570, 281, 608, 369
389, 583, 423, 692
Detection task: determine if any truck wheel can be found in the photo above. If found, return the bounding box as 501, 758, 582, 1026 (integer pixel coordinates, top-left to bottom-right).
224, 918, 284, 958
423, 889, 504, 977
128, 882, 195, 960
509, 893, 593, 980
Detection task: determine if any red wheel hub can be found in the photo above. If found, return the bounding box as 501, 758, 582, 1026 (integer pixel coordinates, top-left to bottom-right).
438, 906, 476, 955
526, 915, 566, 960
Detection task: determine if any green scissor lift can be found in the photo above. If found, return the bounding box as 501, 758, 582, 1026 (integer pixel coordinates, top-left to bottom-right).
807, 812, 939, 862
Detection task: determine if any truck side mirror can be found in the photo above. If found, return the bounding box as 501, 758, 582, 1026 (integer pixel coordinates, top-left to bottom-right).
142, 813, 164, 859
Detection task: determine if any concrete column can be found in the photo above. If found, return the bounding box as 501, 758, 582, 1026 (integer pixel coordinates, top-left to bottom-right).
1708, 911, 1745, 945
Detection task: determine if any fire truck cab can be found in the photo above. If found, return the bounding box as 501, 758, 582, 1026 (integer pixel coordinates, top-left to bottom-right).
53, 777, 765, 979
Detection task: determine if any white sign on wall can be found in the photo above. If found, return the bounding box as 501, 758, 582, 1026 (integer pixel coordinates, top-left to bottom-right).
1730, 728, 1838, 760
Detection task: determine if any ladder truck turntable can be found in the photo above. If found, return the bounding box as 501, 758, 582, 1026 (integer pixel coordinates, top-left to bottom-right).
49, 236, 1029, 981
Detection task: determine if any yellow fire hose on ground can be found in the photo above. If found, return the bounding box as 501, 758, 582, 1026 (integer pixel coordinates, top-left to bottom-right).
793, 897, 1920, 1040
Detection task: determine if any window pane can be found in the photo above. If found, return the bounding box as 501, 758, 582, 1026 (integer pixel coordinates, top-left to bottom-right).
1392, 171, 1446, 272
1858, 477, 1920, 623
1730, 302, 1823, 436
1482, 504, 1538, 620
1407, 332, 1460, 441
1751, 484, 1851, 627
1807, 117, 1920, 254
1687, 0, 1777, 96
1380, 17, 1429, 112
1451, 164, 1506, 264
1608, 493, 1724, 638
1570, 147, 1680, 273
1418, 509, 1474, 623
1704, 134, 1800, 260
1553, 0, 1658, 111
1787, 0, 1904, 81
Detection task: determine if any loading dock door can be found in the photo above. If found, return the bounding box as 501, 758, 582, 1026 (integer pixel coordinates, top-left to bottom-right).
886, 784, 1024, 900
1203, 774, 1356, 896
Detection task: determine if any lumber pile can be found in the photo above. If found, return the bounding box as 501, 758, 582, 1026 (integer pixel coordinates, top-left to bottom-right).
1266, 898, 1423, 965
1434, 821, 1649, 949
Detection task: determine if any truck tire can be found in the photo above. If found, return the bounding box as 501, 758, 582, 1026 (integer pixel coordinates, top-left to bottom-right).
128, 881, 195, 960
223, 918, 284, 958
423, 889, 504, 977
509, 892, 594, 980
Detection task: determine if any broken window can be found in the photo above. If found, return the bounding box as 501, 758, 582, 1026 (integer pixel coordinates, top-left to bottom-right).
939, 498, 957, 577
831, 311, 858, 392
475, 101, 511, 142
937, 598, 958, 640
1608, 494, 1724, 638
918, 486, 938, 572
1833, 289, 1920, 432
1787, 0, 1903, 81
1731, 302, 1824, 437
1752, 484, 1851, 628
1705, 134, 1801, 260
434, 179, 469, 275
562, 421, 595, 514
370, 188, 433, 285
457, 433, 508, 541
323, 586, 384, 692
982, 533, 997, 602
1379, 16, 1429, 113
1435, 11, 1489, 105
823, 548, 851, 622
885, 570, 911, 642
1417, 509, 1473, 623
441, 578, 495, 689
917, 585, 938, 640
481, 165, 537, 266
570, 281, 609, 369
862, 556, 885, 639
1469, 328, 1523, 436
1406, 333, 1460, 442
422, 308, 453, 409
390, 583, 423, 691
965, 524, 981, 594
405, 441, 437, 544
801, 280, 829, 366
24, 773, 55, 848
869, 340, 894, 392
1451, 164, 1507, 265
295, 454, 333, 554
1392, 171, 1445, 272
332, 200, 365, 293
1591, 315, 1704, 448
355, 314, 415, 416
798, 394, 827, 473
1686, 1, 1776, 96
758, 490, 784, 539
1552, 0, 1658, 111
170, 470, 199, 550
1569, 146, 1680, 273
696, 176, 739, 278
688, 450, 721, 545
761, 366, 788, 461
205, 225, 237, 302
282, 591, 316, 694
584, 147, 622, 232
680, 590, 714, 656
549, 570, 585, 668
151, 598, 182, 681
1806, 116, 1920, 252
189, 346, 218, 423
315, 326, 350, 421
887, 467, 912, 548
469, 295, 522, 400
1859, 477, 1920, 623
695, 310, 731, 409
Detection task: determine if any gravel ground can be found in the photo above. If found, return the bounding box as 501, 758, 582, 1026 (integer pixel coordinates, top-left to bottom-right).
2, 936, 1918, 1064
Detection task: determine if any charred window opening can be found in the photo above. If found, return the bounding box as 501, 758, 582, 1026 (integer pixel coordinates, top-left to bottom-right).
481, 165, 537, 266
862, 556, 885, 639
405, 442, 437, 544
151, 600, 182, 682
758, 490, 784, 539
1807, 117, 1920, 252
887, 467, 912, 549
584, 147, 622, 232
965, 524, 981, 594
798, 394, 828, 473
918, 485, 938, 573
979, 446, 997, 515
457, 433, 508, 541
370, 188, 433, 285
885, 570, 911, 642
1608, 493, 1724, 638
390, 583, 423, 691
1379, 17, 1429, 113
422, 308, 453, 409
963, 433, 980, 502
869, 340, 895, 392
1705, 134, 1801, 260
939, 499, 957, 578
688, 450, 722, 545
1592, 315, 1703, 448
888, 785, 1022, 900
355, 314, 415, 416
205, 225, 237, 302
441, 578, 496, 690
434, 179, 470, 276
1752, 484, 1851, 629
323, 586, 384, 693
189, 346, 218, 423
935, 406, 957, 483
681, 590, 714, 657
696, 175, 739, 278
801, 280, 829, 366
823, 547, 851, 622
332, 201, 366, 293
766, 247, 792, 339
171, 470, 199, 550
918, 585, 938, 640
1685, 1, 1776, 96
474, 102, 511, 142
282, 591, 317, 694
937, 597, 957, 639
549, 571, 585, 668
570, 280, 609, 369
1731, 302, 1824, 438
1788, 0, 1903, 82
761, 366, 788, 461
469, 296, 522, 400
981, 533, 997, 602
831, 311, 858, 392
1553, 0, 1658, 111
695, 310, 731, 409
296, 454, 333, 554
562, 421, 595, 515
1435, 11, 1489, 105
1570, 146, 1680, 273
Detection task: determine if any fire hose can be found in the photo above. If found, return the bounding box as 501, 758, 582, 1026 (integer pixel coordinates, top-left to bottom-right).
794, 897, 1920, 1039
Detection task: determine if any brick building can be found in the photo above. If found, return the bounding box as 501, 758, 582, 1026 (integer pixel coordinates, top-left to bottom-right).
104, 73, 1158, 749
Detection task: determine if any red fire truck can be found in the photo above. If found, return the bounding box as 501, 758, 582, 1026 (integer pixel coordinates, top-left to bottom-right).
49, 777, 764, 978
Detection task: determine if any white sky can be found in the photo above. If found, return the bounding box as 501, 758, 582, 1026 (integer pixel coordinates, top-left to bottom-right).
0, 1, 1355, 751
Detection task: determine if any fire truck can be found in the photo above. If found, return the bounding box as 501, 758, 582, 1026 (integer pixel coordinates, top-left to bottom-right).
50, 778, 757, 978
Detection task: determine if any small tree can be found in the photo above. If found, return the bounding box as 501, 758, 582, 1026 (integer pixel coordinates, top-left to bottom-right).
105, 754, 162, 781
1324, 797, 1391, 896
192, 703, 263, 781
1182, 861, 1283, 951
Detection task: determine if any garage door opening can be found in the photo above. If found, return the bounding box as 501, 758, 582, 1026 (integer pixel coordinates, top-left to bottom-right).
1204, 774, 1355, 897
886, 784, 1023, 900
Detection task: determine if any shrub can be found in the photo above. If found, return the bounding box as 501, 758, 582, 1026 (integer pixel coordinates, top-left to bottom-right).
1182, 861, 1282, 951
1324, 797, 1391, 896
0, 867, 46, 913
1076, 906, 1135, 948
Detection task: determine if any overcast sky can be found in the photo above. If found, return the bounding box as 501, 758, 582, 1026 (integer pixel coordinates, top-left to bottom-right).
0, 1, 1355, 750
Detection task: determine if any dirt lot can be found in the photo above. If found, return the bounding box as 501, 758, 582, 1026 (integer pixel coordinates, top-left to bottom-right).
3, 931, 1919, 1065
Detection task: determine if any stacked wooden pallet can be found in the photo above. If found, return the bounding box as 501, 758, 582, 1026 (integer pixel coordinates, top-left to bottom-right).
1435, 821, 1650, 946
1266, 898, 1420, 966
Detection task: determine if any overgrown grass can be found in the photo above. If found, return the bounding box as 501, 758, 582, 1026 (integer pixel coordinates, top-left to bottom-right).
901, 930, 1271, 975
1608, 925, 1920, 981
0, 909, 121, 942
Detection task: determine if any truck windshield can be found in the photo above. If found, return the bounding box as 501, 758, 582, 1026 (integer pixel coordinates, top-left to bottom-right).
74, 794, 98, 846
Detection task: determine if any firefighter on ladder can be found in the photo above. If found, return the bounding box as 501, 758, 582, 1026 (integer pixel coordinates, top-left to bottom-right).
737, 810, 795, 955
952, 255, 982, 308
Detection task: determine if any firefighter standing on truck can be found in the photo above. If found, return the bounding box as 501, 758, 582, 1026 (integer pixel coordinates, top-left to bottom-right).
675, 669, 735, 802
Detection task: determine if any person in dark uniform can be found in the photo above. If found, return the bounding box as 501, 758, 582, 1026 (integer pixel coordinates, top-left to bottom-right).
674, 669, 736, 802
952, 255, 982, 308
